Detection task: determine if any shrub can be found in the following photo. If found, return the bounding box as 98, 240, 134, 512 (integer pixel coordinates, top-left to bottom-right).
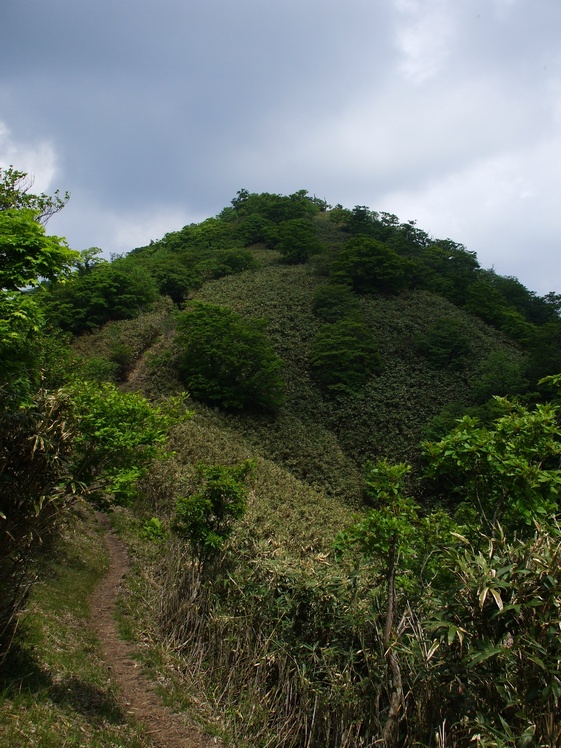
333, 236, 410, 294
0, 388, 76, 660
312, 283, 360, 322
175, 302, 285, 411
44, 260, 158, 334
415, 317, 473, 370
174, 461, 253, 565
275, 218, 324, 264
310, 318, 383, 397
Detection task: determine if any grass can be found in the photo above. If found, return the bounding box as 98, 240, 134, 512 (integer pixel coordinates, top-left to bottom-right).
0, 507, 148, 748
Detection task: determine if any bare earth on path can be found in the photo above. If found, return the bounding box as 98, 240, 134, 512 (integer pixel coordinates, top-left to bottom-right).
91, 514, 224, 748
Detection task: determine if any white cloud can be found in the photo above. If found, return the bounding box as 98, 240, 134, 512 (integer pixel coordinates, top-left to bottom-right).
47, 194, 199, 257
0, 121, 58, 193
393, 0, 458, 83
379, 134, 561, 293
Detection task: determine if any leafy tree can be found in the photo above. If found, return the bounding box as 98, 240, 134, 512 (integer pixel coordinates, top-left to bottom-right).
333, 236, 411, 294
334, 461, 417, 746
234, 214, 278, 247
73, 247, 107, 275
175, 302, 285, 411
0, 208, 77, 401
44, 259, 158, 333
525, 320, 561, 385
67, 380, 186, 504
275, 218, 324, 264
415, 317, 473, 370
0, 165, 69, 224
418, 241, 480, 305
174, 461, 254, 565
312, 283, 360, 322
231, 189, 320, 223
0, 208, 76, 291
471, 350, 528, 403
423, 397, 561, 535
310, 318, 383, 397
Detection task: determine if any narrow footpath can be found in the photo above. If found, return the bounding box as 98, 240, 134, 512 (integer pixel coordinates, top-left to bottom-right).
91, 514, 223, 748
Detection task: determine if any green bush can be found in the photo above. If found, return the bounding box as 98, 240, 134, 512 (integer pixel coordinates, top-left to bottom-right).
174, 461, 253, 564
45, 260, 158, 334
310, 318, 383, 397
175, 301, 285, 411
312, 283, 360, 322
415, 317, 473, 370
333, 236, 411, 294
275, 218, 324, 264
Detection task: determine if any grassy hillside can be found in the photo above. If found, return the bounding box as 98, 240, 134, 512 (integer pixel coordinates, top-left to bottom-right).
4, 187, 561, 747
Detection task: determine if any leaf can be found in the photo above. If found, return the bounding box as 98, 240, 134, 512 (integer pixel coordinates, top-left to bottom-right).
490, 588, 504, 611
426, 640, 440, 661
467, 646, 503, 667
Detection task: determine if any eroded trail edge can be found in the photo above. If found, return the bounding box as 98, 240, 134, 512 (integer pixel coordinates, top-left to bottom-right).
91, 514, 222, 748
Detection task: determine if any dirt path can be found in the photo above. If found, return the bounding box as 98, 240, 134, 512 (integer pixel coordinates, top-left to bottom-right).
91, 514, 223, 748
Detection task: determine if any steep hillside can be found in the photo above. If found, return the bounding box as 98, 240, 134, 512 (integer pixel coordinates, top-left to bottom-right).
4, 185, 561, 747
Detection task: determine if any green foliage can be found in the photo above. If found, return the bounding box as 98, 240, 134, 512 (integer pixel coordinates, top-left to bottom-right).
310, 318, 383, 397
333, 236, 411, 294
0, 165, 69, 224
231, 188, 320, 223
335, 461, 418, 560
67, 380, 188, 503
0, 388, 76, 658
0, 209, 77, 291
417, 241, 480, 305
174, 461, 253, 563
275, 218, 324, 264
471, 349, 528, 403
415, 317, 473, 370
426, 527, 561, 746
140, 516, 167, 541
312, 283, 360, 322
44, 259, 158, 333
424, 397, 561, 534
175, 301, 285, 411
234, 214, 278, 247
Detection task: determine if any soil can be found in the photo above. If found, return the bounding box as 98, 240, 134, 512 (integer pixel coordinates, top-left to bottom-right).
91, 514, 224, 748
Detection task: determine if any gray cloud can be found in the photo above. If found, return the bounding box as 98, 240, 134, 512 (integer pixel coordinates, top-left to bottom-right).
1, 0, 560, 292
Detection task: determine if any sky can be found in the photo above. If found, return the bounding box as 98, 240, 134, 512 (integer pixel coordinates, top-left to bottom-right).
1, 0, 560, 295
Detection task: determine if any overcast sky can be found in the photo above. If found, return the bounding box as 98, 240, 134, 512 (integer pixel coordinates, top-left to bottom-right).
1, 0, 560, 294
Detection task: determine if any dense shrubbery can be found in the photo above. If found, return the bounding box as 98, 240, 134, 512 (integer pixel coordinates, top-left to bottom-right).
6, 179, 561, 747
43, 259, 159, 334
312, 283, 360, 322
310, 318, 383, 397
175, 301, 285, 411
415, 317, 473, 370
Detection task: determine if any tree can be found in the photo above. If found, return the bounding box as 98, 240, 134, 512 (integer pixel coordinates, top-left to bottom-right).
312, 283, 360, 323
0, 208, 77, 291
67, 380, 187, 504
175, 302, 285, 411
275, 218, 324, 264
423, 397, 561, 535
310, 318, 383, 397
415, 318, 473, 370
0, 165, 69, 224
44, 259, 158, 333
0, 209, 77, 399
174, 461, 254, 566
333, 236, 411, 294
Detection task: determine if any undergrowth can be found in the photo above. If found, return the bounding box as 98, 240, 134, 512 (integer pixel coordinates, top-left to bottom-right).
0, 507, 147, 747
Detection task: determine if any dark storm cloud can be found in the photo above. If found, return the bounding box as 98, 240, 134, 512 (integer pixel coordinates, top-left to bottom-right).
1, 0, 561, 292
